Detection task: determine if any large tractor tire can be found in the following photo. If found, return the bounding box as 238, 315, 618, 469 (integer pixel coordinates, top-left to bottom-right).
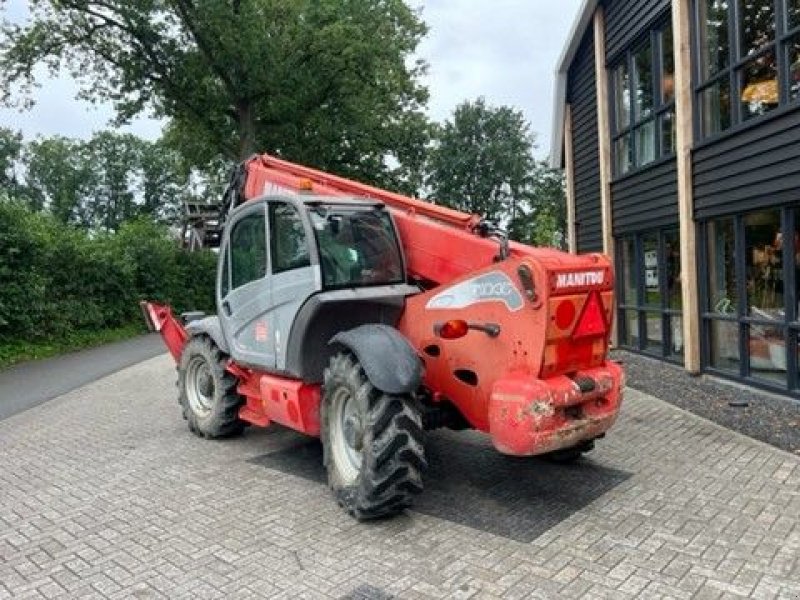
178, 336, 245, 438
321, 352, 426, 520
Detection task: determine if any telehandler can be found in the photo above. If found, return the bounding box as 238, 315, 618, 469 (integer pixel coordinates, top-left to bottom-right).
142, 154, 623, 519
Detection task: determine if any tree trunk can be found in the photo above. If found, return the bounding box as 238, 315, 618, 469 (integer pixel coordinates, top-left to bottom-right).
237, 101, 256, 160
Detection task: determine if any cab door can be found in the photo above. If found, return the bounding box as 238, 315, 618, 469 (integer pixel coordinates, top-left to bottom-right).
267, 200, 319, 370
217, 203, 277, 370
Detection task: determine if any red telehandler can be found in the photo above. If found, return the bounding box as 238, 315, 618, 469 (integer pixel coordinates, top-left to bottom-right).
142, 153, 624, 519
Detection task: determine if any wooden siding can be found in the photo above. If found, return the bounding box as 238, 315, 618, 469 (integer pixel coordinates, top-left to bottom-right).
611, 159, 679, 234
568, 27, 603, 253
604, 0, 670, 61
693, 107, 800, 220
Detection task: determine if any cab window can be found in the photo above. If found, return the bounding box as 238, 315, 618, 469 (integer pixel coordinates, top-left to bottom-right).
230, 210, 267, 289
269, 203, 311, 273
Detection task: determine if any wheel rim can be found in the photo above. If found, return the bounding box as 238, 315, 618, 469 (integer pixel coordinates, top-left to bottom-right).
186, 355, 215, 418
329, 386, 364, 485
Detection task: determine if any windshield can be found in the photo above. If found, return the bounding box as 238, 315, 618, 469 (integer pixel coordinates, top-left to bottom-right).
309, 207, 404, 288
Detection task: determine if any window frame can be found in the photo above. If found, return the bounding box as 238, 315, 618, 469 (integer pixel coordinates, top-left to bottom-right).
616, 227, 684, 362
693, 0, 800, 141
610, 16, 677, 178
699, 204, 800, 395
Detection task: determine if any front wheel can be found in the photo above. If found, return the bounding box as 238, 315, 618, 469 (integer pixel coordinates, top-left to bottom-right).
321, 352, 426, 520
178, 336, 245, 438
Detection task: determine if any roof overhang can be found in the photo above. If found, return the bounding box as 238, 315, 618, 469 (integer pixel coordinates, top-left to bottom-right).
548, 0, 600, 168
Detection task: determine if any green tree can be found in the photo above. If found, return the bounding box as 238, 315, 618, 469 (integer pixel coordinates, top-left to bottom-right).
508, 162, 566, 248
427, 98, 566, 247
0, 0, 430, 189
426, 98, 533, 222
0, 127, 24, 197
25, 136, 95, 223
23, 132, 190, 230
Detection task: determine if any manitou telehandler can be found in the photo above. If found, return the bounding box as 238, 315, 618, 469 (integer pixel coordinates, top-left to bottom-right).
142, 154, 624, 520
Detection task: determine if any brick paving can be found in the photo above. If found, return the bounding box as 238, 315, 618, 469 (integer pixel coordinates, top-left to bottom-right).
0, 355, 798, 599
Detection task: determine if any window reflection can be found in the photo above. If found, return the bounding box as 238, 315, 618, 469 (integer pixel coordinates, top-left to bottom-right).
700, 79, 732, 136
708, 218, 737, 314
740, 50, 778, 119
699, 0, 730, 79
738, 0, 775, 58
634, 41, 654, 120
661, 24, 675, 103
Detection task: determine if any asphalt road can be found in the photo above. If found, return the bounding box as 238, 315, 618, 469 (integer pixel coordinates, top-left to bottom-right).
0, 333, 166, 421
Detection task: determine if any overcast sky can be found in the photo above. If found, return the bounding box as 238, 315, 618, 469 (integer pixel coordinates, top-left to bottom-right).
0, 0, 581, 158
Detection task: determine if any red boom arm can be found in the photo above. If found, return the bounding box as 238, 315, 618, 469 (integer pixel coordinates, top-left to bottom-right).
237, 154, 556, 287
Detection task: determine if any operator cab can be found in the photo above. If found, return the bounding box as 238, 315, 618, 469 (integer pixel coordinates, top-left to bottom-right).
216, 195, 418, 379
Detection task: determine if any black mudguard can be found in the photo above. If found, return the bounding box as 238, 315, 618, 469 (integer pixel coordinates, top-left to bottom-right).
186, 316, 230, 355
330, 324, 422, 395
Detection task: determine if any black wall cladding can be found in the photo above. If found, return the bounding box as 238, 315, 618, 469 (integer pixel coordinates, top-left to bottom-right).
568, 25, 603, 253
603, 0, 670, 62
693, 107, 800, 220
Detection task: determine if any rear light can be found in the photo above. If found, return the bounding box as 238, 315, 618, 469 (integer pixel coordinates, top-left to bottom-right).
572, 292, 607, 339
554, 300, 576, 330
435, 319, 469, 339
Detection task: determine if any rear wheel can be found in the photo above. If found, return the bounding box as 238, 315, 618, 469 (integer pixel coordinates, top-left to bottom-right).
322, 352, 426, 520
178, 336, 244, 438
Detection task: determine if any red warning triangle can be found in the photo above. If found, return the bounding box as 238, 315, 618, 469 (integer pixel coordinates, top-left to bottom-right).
572, 292, 607, 339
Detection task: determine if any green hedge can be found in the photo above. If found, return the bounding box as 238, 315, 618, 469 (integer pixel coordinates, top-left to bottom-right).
0, 201, 217, 343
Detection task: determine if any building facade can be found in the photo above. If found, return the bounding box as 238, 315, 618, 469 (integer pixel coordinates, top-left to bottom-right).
551, 0, 800, 397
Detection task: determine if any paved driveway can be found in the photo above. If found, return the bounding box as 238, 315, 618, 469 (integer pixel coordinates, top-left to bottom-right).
0, 355, 798, 599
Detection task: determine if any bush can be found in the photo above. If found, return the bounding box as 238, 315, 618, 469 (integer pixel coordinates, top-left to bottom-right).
0, 201, 216, 345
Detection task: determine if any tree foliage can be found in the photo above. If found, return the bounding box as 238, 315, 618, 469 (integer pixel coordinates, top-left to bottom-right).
6, 130, 189, 230
0, 0, 431, 191
426, 98, 566, 247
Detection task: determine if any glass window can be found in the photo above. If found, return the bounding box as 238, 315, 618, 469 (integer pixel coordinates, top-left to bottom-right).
710, 319, 740, 372
665, 229, 682, 309
700, 78, 732, 137
644, 312, 664, 353
707, 218, 737, 314
740, 50, 779, 119
616, 229, 682, 359
643, 233, 661, 306
634, 41, 654, 120
621, 237, 637, 304
230, 211, 267, 290
739, 0, 775, 58
615, 136, 632, 175
789, 33, 800, 100
635, 122, 657, 166
669, 315, 685, 357
624, 310, 640, 347
661, 23, 675, 103
698, 0, 731, 79
749, 324, 787, 383
310, 208, 404, 288
269, 203, 310, 274
745, 209, 782, 316
789, 0, 800, 30
695, 0, 800, 136
611, 18, 675, 177
660, 110, 676, 160
614, 63, 631, 133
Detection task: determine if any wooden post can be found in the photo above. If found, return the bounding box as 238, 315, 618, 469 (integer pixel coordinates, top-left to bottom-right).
593, 7, 617, 344
593, 7, 614, 261
564, 104, 578, 254
672, 0, 701, 373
